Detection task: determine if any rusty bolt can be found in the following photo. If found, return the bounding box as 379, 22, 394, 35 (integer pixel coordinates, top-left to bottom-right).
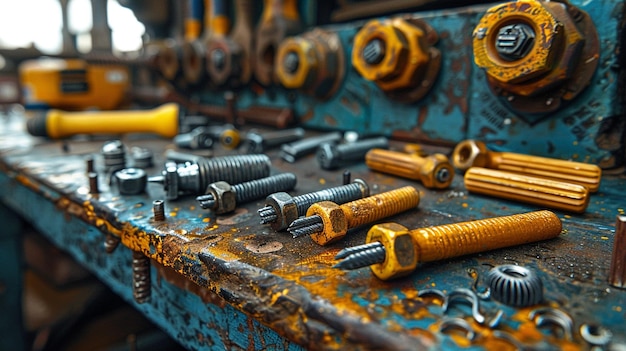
495, 23, 535, 61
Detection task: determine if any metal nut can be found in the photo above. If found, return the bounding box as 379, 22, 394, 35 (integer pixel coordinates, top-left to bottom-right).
452, 140, 490, 171
352, 19, 409, 82
207, 181, 237, 214
115, 168, 147, 195
265, 192, 298, 231
276, 37, 318, 89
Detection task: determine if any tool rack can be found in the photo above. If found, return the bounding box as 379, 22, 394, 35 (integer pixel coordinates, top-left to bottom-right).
0, 111, 625, 350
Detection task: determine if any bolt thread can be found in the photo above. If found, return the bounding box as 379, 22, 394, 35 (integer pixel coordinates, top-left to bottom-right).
333, 244, 386, 270
335, 241, 384, 260
88, 172, 99, 194
232, 173, 297, 203
132, 251, 151, 303
153, 200, 166, 221
293, 182, 367, 216
196, 194, 216, 209
412, 210, 562, 263
289, 215, 325, 237
198, 154, 271, 190
342, 186, 420, 229
104, 234, 120, 253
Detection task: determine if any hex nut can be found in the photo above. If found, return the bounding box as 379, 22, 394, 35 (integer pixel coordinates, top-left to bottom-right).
265, 192, 298, 231
307, 201, 348, 245
115, 168, 147, 195
276, 37, 318, 89
352, 19, 409, 82
366, 223, 418, 280
452, 140, 490, 171
420, 154, 455, 189
208, 181, 237, 214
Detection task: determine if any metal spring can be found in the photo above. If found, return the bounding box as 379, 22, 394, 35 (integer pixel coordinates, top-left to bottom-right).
132, 251, 151, 304
486, 265, 543, 307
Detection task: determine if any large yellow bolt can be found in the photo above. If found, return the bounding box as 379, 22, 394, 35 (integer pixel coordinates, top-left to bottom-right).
366, 148, 454, 189
452, 140, 602, 192
334, 210, 562, 280
464, 167, 590, 213
288, 186, 420, 245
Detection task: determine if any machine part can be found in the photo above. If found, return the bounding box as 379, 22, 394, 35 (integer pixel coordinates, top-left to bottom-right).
85, 155, 94, 173
452, 140, 602, 192
88, 172, 99, 194
174, 127, 215, 149
148, 154, 271, 200
351, 17, 441, 103
486, 265, 543, 307
438, 318, 476, 342
244, 128, 305, 154
334, 210, 562, 280
342, 170, 351, 185
130, 147, 154, 169
258, 179, 370, 231
580, 324, 613, 348
464, 167, 590, 213
254, 0, 302, 86
443, 288, 503, 327
365, 148, 454, 189
288, 186, 420, 245
114, 168, 148, 195
101, 140, 127, 174
276, 28, 345, 99
132, 250, 151, 304
473, 0, 599, 114
27, 103, 180, 139
528, 307, 575, 341
467, 268, 491, 300
609, 215, 626, 289
197, 173, 297, 214
280, 132, 343, 163
317, 137, 389, 170
153, 199, 166, 221
104, 233, 120, 254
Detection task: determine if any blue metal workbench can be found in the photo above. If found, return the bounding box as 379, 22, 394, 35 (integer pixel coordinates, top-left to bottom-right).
0, 110, 625, 350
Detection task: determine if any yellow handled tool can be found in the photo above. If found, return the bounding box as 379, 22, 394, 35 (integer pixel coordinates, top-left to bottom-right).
26, 103, 180, 139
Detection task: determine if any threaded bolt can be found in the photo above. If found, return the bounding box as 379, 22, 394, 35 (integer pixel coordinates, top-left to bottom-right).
289, 186, 420, 245
258, 179, 370, 231
88, 172, 99, 194
85, 155, 95, 173
363, 38, 385, 65
335, 210, 562, 280
244, 128, 305, 154
317, 136, 389, 170
132, 250, 151, 303
104, 233, 120, 253
197, 173, 298, 214
495, 23, 535, 61
153, 200, 166, 221
148, 154, 272, 199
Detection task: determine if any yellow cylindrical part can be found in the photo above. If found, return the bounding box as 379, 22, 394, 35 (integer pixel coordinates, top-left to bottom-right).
308, 186, 420, 245
367, 210, 562, 280
464, 167, 589, 213
32, 103, 179, 139
366, 148, 454, 189
453, 140, 602, 192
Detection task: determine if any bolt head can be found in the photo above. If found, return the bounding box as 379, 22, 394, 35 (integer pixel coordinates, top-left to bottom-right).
495, 23, 535, 61
419, 154, 454, 189
265, 192, 298, 231
245, 132, 265, 154
316, 143, 340, 170
307, 201, 348, 245
208, 181, 236, 214
115, 168, 147, 195
366, 223, 418, 280
362, 38, 385, 64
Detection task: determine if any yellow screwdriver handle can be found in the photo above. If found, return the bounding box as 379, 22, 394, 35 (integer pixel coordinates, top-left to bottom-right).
28, 103, 180, 139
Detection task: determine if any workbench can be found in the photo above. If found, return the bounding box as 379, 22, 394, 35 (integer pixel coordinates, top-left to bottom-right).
1, 110, 625, 351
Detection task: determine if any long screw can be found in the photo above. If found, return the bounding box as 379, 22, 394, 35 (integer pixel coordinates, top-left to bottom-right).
289, 186, 420, 245
244, 128, 305, 154
132, 250, 151, 303
197, 173, 298, 214
148, 154, 271, 199
258, 179, 370, 231
334, 210, 562, 280
317, 136, 389, 170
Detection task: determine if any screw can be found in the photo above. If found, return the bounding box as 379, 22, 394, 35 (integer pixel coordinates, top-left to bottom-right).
279, 132, 343, 163
342, 170, 351, 185
197, 173, 298, 214
258, 179, 370, 231
101, 139, 126, 173
495, 23, 535, 61
334, 210, 562, 280
85, 155, 95, 173
148, 154, 271, 199
288, 186, 420, 245
88, 172, 99, 194
609, 215, 626, 288
152, 200, 166, 221
132, 250, 151, 303
283, 51, 300, 74
130, 147, 153, 169
363, 38, 385, 64
104, 233, 120, 253
244, 128, 305, 154
365, 148, 454, 189
317, 136, 389, 170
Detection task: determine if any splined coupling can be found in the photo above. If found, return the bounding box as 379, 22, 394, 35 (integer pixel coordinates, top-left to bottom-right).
486, 265, 543, 307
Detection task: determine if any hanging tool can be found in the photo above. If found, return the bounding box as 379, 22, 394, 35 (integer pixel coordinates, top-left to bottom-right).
288, 186, 419, 245
334, 210, 562, 280
26, 103, 179, 139
464, 167, 590, 213
365, 148, 454, 189
453, 140, 602, 192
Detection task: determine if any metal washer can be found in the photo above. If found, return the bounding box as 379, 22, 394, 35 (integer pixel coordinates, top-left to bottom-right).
486, 264, 543, 307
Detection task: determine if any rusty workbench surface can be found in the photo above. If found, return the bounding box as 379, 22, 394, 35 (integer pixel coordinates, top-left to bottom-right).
0, 111, 625, 351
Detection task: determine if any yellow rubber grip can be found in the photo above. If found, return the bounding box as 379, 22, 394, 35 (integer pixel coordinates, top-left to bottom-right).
44, 103, 180, 139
